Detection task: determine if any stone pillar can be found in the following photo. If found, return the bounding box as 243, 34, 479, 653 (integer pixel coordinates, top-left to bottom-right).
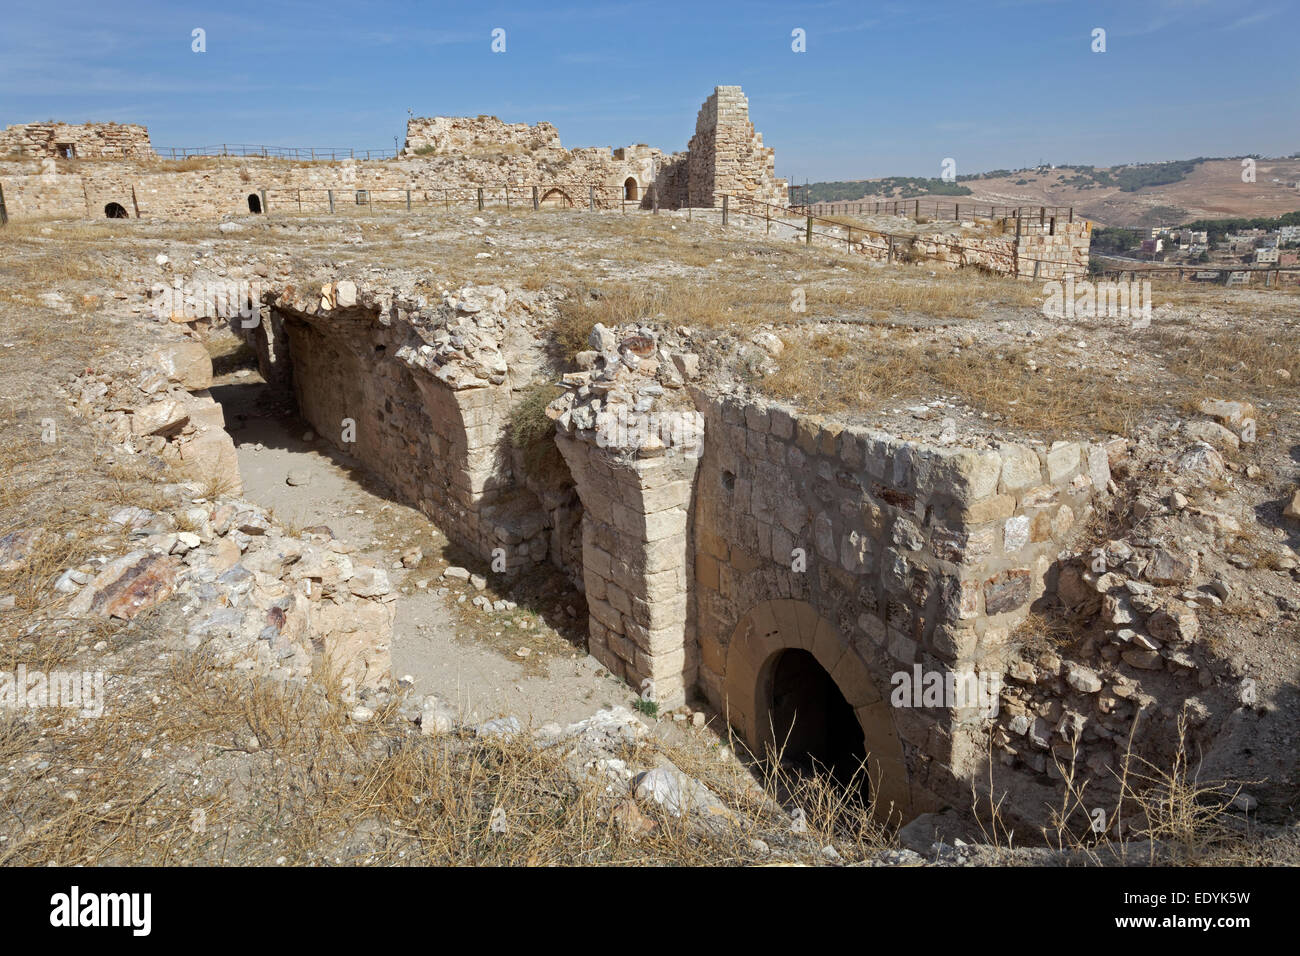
556, 433, 700, 709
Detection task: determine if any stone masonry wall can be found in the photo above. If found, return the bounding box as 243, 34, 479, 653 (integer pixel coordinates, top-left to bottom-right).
403, 116, 563, 156
0, 152, 642, 220
556, 434, 700, 709
686, 86, 788, 209
1014, 220, 1092, 279
240, 281, 561, 573
0, 85, 787, 219
687, 390, 1110, 809
0, 122, 152, 158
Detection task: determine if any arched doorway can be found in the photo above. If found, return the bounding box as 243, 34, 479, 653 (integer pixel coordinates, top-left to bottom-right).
104, 202, 128, 219
247, 193, 263, 214
539, 188, 573, 208
770, 648, 869, 796
623, 177, 638, 201
723, 599, 911, 822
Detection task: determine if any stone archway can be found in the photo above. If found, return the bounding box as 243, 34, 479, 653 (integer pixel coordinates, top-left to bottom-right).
623, 177, 638, 201
104, 201, 128, 219
247, 193, 263, 214
539, 188, 573, 208
723, 598, 911, 822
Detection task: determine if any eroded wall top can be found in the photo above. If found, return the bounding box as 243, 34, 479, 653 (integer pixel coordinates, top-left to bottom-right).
0, 122, 152, 158
403, 116, 563, 156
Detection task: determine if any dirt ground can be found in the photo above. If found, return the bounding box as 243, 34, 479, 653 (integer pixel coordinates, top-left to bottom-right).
212, 361, 634, 726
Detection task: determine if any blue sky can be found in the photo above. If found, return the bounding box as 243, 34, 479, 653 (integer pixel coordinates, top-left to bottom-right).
3, 0, 1297, 182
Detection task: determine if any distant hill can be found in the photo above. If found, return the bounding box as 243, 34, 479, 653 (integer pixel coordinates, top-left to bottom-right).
800, 155, 1300, 227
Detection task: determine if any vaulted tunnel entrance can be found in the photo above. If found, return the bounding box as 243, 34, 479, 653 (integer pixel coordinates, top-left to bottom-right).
723, 599, 912, 822
623, 177, 638, 201
769, 648, 869, 797
104, 202, 128, 218
247, 193, 263, 214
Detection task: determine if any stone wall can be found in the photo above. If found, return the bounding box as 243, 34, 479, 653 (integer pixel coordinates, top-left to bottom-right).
0, 122, 152, 158
403, 116, 563, 156
0, 84, 788, 219
1013, 220, 1092, 279
231, 288, 1112, 818
686, 87, 788, 209
789, 220, 1090, 280
238, 281, 571, 576
556, 434, 700, 708
684, 393, 1110, 810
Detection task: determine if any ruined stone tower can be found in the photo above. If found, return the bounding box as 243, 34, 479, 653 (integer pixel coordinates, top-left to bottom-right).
685, 86, 788, 209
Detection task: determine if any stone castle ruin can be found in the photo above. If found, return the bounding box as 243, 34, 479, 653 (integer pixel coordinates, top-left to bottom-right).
231, 273, 1115, 823
0, 86, 788, 220
6, 85, 1111, 827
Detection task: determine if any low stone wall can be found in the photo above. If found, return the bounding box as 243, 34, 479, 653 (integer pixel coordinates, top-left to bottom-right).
1015, 220, 1092, 279
811, 222, 1090, 279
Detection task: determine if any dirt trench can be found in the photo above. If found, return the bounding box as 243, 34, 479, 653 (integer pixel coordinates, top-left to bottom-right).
208, 355, 633, 727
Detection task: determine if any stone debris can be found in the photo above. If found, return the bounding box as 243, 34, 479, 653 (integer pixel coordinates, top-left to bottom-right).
57, 337, 394, 689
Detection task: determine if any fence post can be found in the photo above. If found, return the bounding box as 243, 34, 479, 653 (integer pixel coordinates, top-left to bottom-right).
765, 208, 770, 235
887, 240, 894, 264
506, 186, 511, 212
477, 187, 484, 211
406, 189, 411, 211
1049, 216, 1056, 236
0, 182, 7, 226
652, 183, 658, 214
1039, 206, 1045, 226
589, 186, 595, 211
328, 189, 334, 213
367, 190, 372, 212
914, 200, 920, 219
532, 186, 539, 211
260, 189, 268, 215
297, 188, 302, 213
722, 194, 728, 226
805, 215, 812, 245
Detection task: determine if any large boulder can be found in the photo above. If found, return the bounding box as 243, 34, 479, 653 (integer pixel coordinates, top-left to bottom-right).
151, 341, 213, 391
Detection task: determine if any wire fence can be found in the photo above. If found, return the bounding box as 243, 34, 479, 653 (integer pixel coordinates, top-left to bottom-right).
252, 183, 646, 213
722, 194, 1088, 276
794, 197, 1076, 224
